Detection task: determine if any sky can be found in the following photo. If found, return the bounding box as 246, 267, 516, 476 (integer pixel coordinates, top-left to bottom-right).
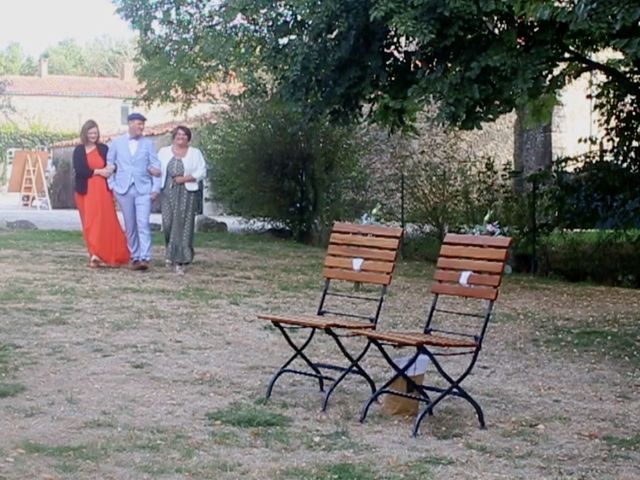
0, 0, 135, 57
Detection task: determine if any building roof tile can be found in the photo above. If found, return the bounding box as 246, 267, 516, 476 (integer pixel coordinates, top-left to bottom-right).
1, 75, 139, 98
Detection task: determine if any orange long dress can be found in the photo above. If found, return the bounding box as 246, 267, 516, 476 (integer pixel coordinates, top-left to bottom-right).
75, 148, 130, 266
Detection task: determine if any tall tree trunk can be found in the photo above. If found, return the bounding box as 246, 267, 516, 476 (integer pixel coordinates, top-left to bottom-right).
513, 107, 552, 193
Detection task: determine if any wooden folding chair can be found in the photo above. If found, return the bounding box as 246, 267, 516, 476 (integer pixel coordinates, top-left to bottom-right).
355, 233, 512, 436
258, 222, 403, 410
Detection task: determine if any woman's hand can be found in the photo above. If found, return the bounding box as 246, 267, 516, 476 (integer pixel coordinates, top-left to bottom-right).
94, 168, 110, 178
173, 175, 194, 185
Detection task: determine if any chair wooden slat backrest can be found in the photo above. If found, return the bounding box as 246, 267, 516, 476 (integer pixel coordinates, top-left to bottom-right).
431, 234, 511, 302
322, 222, 403, 286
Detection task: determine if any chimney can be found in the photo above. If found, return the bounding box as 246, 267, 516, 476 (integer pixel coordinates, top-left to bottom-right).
38, 57, 48, 77
120, 62, 135, 82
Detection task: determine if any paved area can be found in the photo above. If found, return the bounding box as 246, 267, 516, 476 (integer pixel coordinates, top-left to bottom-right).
0, 204, 260, 232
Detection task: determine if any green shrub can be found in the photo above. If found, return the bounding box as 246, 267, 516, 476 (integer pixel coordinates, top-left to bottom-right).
402, 232, 442, 262
199, 99, 370, 243
540, 230, 640, 287
405, 156, 501, 240
545, 156, 640, 230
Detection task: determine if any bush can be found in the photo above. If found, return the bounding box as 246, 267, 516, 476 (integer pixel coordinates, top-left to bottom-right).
361, 111, 509, 237
547, 156, 640, 230
199, 99, 370, 243
402, 232, 442, 262
501, 153, 640, 278
540, 230, 640, 287
404, 155, 501, 240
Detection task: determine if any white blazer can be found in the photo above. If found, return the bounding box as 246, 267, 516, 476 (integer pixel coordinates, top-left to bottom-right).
158, 146, 207, 192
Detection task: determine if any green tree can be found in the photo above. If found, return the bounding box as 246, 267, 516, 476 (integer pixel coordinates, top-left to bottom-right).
37, 37, 134, 77
80, 36, 135, 77
115, 0, 640, 165
0, 43, 37, 75
43, 39, 86, 76
115, 1, 236, 104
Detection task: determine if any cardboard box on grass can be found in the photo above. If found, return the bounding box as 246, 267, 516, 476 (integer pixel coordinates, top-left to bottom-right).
382, 354, 429, 416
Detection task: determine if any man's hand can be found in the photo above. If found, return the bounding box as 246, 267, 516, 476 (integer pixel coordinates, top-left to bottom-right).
148, 167, 161, 177
151, 191, 159, 202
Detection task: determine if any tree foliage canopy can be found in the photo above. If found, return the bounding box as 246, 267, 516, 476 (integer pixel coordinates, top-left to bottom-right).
0, 37, 134, 77
0, 43, 37, 75
116, 0, 640, 162
43, 36, 135, 77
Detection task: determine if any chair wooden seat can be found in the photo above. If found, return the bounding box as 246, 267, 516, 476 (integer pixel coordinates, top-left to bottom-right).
357, 330, 478, 348
258, 314, 376, 330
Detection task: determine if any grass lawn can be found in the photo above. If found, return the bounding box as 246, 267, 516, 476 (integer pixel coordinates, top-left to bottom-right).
0, 230, 638, 479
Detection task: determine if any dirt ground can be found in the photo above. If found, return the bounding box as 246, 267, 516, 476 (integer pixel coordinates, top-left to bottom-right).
0, 231, 638, 479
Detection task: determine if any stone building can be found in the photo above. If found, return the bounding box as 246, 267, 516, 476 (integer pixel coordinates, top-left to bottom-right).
362, 70, 598, 224
0, 58, 225, 133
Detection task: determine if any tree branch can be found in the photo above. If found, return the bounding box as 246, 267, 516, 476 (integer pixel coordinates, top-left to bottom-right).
563, 47, 640, 96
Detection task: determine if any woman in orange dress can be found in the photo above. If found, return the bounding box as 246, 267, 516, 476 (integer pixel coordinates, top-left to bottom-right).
73, 120, 130, 268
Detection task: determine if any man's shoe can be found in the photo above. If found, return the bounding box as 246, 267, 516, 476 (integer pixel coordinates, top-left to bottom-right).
131, 260, 141, 271
138, 260, 149, 271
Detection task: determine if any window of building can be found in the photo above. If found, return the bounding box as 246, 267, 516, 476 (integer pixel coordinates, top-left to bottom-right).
121, 102, 131, 125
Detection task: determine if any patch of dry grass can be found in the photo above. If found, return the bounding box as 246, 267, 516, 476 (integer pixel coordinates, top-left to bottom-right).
0, 230, 639, 479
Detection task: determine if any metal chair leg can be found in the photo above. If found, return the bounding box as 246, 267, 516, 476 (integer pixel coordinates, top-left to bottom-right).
321, 335, 375, 412
266, 325, 326, 399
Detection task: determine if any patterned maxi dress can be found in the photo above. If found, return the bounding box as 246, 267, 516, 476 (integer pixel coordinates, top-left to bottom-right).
161, 157, 198, 265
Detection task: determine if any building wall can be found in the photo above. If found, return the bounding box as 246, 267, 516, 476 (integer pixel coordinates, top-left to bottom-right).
2, 95, 213, 134
461, 76, 599, 166
552, 74, 600, 160
461, 74, 600, 165
457, 112, 516, 168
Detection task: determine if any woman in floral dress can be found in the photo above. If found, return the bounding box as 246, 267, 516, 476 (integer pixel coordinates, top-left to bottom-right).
157, 126, 207, 274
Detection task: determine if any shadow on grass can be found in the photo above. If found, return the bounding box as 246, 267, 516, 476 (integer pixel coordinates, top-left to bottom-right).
542, 322, 640, 369
0, 343, 26, 398
0, 230, 82, 250
280, 462, 376, 480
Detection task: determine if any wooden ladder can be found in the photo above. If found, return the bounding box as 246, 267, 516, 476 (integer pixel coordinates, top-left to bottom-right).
20, 153, 51, 210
